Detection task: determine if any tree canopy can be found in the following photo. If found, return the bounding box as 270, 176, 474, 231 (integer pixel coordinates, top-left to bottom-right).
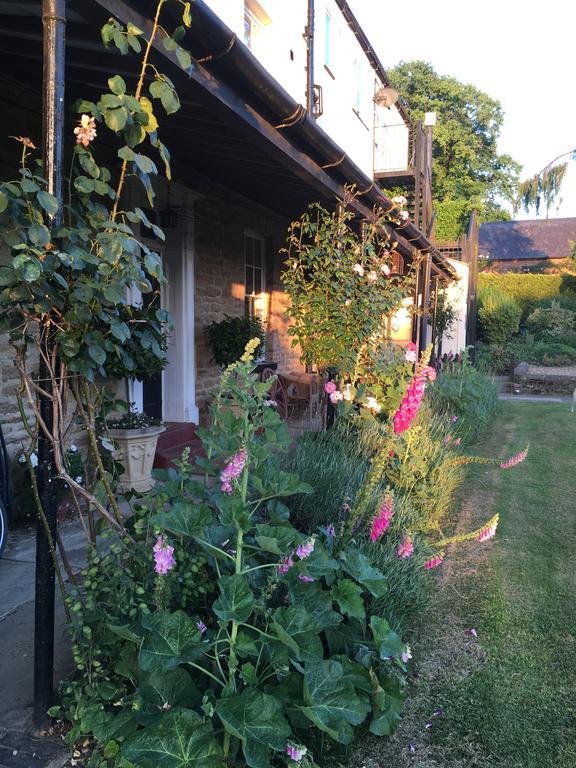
388, 61, 520, 236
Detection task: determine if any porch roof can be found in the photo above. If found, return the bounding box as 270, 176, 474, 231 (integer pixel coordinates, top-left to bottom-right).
0, 0, 456, 280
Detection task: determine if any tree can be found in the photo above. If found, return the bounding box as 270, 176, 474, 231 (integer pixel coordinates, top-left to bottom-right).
515, 148, 576, 217
388, 61, 520, 232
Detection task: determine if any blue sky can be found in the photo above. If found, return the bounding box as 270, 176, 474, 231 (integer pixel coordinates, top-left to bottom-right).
351, 0, 576, 219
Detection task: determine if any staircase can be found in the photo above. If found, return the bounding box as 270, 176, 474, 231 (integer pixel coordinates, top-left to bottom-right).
153, 422, 204, 470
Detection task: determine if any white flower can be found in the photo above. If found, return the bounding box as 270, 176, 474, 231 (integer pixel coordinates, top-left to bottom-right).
399, 210, 410, 221
353, 263, 364, 276
29, 452, 38, 468
18, 453, 26, 464
75, 476, 83, 484
343, 385, 353, 402
70, 444, 78, 453
345, 299, 351, 306
392, 195, 407, 206
365, 396, 382, 413
405, 349, 417, 363
264, 399, 277, 407
73, 114, 97, 147
329, 390, 343, 404
368, 270, 378, 283
381, 263, 391, 276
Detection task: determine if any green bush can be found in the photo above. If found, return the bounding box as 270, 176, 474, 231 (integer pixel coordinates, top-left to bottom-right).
477, 335, 576, 373
205, 314, 265, 368
477, 273, 576, 320
526, 302, 575, 337
477, 284, 522, 342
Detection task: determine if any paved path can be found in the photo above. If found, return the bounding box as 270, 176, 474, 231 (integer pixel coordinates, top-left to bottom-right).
499, 393, 569, 403
0, 520, 87, 766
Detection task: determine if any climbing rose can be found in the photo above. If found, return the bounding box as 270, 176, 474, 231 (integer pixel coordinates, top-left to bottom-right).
342, 385, 353, 401
353, 263, 364, 276
324, 381, 337, 394
329, 390, 343, 404
74, 114, 97, 146
365, 396, 382, 413
500, 447, 528, 469
286, 743, 307, 761
368, 270, 378, 282
397, 533, 414, 559
220, 449, 247, 494
424, 551, 445, 569
399, 209, 410, 221
404, 341, 417, 363
392, 194, 407, 206
153, 535, 176, 575
370, 493, 394, 542
381, 262, 391, 276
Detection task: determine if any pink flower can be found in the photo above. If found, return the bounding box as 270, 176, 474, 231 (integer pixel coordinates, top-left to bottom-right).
286, 743, 307, 761
220, 449, 247, 494
353, 263, 364, 276
392, 195, 407, 206
153, 535, 176, 575
404, 342, 418, 363
451, 415, 459, 423
324, 381, 337, 394
381, 263, 391, 276
368, 270, 378, 282
442, 435, 452, 446
454, 438, 461, 446
423, 551, 445, 569
401, 646, 412, 664
370, 493, 394, 542
478, 518, 498, 542
399, 210, 410, 221
500, 447, 528, 469
466, 628, 478, 638
425, 366, 437, 381
296, 537, 315, 560
326, 523, 336, 538
397, 533, 414, 559
330, 390, 343, 404
197, 621, 207, 634
74, 114, 97, 146
298, 573, 316, 583
278, 554, 294, 575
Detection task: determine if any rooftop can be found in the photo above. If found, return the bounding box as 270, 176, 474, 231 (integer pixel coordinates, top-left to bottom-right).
479, 217, 576, 261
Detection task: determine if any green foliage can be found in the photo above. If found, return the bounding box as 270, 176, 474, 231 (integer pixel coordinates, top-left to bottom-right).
57, 345, 411, 767
477, 284, 521, 343
477, 273, 576, 320
516, 159, 571, 216
434, 199, 511, 242
205, 314, 265, 368
281, 203, 414, 373
477, 335, 576, 373
525, 301, 575, 337
388, 61, 520, 207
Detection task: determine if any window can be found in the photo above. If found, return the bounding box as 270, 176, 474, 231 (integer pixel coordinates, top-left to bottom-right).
244, 231, 266, 321
244, 7, 260, 49
324, 11, 332, 68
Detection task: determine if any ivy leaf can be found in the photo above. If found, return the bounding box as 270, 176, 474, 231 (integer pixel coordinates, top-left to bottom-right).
215, 688, 291, 768
123, 709, 223, 768
332, 578, 366, 620
152, 502, 214, 538
299, 660, 371, 744
36, 190, 58, 216
139, 611, 204, 672
339, 549, 387, 597
28, 223, 51, 247
108, 75, 126, 95
213, 575, 255, 624
0, 191, 7, 213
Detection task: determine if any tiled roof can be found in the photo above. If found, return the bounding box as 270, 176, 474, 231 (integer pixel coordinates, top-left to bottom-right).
478, 218, 576, 261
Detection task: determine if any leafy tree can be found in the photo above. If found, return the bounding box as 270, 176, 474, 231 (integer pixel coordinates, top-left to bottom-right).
388, 61, 520, 231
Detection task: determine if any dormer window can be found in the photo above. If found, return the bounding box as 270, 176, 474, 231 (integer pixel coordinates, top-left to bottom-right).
243, 0, 271, 50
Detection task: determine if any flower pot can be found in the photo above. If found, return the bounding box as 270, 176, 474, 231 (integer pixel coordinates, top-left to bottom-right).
108, 425, 166, 493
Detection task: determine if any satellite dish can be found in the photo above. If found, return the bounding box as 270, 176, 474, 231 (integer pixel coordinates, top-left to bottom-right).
374, 86, 399, 108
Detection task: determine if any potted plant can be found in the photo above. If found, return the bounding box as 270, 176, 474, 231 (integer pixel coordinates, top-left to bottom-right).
106, 408, 165, 493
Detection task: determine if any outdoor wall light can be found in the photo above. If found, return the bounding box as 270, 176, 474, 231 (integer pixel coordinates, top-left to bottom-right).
374, 86, 399, 109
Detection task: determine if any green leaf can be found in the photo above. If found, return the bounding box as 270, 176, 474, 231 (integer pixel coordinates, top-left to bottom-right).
108, 75, 127, 95
213, 575, 254, 624
289, 582, 343, 627
150, 79, 181, 115
28, 223, 50, 247
272, 606, 323, 662
176, 47, 192, 71
118, 146, 136, 161
104, 106, 129, 132
255, 524, 296, 555
145, 251, 163, 276
339, 549, 387, 597
74, 175, 96, 194
183, 2, 192, 27
153, 502, 214, 538
36, 190, 58, 216
0, 191, 8, 213
103, 283, 127, 303
139, 611, 204, 672
369, 673, 405, 736
216, 688, 291, 768
299, 660, 371, 744
0, 266, 15, 286
139, 668, 200, 710
134, 154, 158, 175
370, 616, 405, 659
332, 579, 366, 620
21, 259, 42, 283
123, 709, 223, 768
88, 344, 106, 366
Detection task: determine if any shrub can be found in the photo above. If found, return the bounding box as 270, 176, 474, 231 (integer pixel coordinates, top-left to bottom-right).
477, 284, 522, 342
477, 273, 576, 320
526, 301, 575, 337
205, 314, 265, 368
477, 335, 576, 373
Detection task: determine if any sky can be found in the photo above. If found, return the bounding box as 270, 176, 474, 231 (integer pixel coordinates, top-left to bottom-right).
351, 0, 576, 220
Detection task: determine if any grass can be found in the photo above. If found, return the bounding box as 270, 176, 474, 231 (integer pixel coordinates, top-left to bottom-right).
351, 401, 576, 768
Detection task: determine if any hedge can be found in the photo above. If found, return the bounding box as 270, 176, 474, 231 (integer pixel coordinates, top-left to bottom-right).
478, 273, 576, 318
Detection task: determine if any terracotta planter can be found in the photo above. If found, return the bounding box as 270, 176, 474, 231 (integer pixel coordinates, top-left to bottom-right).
108, 425, 166, 493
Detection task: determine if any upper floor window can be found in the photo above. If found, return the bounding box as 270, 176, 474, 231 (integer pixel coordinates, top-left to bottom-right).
244, 0, 270, 51
324, 11, 332, 68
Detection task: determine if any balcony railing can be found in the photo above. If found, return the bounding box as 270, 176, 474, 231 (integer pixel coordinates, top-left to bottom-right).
373, 123, 411, 174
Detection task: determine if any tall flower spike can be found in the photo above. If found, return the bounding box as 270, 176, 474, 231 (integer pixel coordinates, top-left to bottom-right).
500, 446, 529, 469
423, 551, 445, 569
370, 492, 394, 542
153, 535, 176, 575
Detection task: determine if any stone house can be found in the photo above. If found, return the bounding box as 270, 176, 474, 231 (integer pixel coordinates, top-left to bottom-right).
0, 0, 463, 502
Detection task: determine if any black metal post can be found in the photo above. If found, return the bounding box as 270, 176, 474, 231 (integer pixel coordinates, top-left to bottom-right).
418, 253, 432, 356
34, 0, 66, 729
305, 0, 315, 116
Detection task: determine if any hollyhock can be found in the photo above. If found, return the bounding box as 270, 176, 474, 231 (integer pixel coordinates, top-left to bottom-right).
423, 551, 445, 569
298, 573, 316, 583
153, 535, 176, 575
278, 554, 294, 575
329, 390, 343, 404
324, 381, 337, 394
74, 114, 97, 146
500, 447, 528, 469
370, 493, 394, 542
220, 448, 247, 494
353, 263, 364, 276
397, 533, 414, 559
286, 743, 307, 761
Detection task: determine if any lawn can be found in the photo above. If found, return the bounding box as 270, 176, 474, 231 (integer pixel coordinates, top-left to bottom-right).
353, 400, 576, 768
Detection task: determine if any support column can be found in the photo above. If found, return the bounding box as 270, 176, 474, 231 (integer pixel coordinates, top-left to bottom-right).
418, 252, 432, 356
34, 0, 66, 729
